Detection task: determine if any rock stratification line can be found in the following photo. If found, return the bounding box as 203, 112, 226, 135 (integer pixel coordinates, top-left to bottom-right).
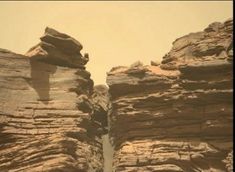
0, 28, 107, 172
106, 18, 233, 172
0, 19, 233, 172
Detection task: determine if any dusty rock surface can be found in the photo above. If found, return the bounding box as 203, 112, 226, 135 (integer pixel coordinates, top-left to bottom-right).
106, 19, 233, 172
25, 27, 88, 68
0, 28, 107, 172
0, 19, 233, 172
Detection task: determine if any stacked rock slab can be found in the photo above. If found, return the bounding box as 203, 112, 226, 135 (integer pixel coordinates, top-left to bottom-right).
0, 28, 106, 171
107, 19, 233, 172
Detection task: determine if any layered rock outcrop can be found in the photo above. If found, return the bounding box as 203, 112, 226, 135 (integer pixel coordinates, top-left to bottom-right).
0, 19, 233, 172
107, 18, 233, 172
0, 28, 107, 171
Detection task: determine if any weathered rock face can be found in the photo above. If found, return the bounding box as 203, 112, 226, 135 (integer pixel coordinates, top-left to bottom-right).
160, 18, 233, 70
107, 18, 233, 172
25, 27, 88, 68
0, 28, 107, 171
0, 19, 233, 172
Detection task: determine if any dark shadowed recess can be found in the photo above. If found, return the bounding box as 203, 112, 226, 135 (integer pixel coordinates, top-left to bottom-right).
29, 59, 57, 104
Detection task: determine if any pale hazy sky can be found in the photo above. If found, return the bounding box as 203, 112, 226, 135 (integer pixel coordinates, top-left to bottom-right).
0, 1, 232, 85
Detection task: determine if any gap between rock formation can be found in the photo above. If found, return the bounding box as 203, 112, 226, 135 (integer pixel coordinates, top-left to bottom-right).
0, 18, 233, 172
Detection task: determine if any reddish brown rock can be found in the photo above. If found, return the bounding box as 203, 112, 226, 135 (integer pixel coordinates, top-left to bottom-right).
107, 19, 233, 172
26, 27, 88, 68
0, 28, 107, 172
160, 18, 233, 71
0, 19, 233, 172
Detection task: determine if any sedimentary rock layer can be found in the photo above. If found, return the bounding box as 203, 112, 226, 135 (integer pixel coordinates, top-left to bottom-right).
107, 18, 233, 172
0, 28, 106, 172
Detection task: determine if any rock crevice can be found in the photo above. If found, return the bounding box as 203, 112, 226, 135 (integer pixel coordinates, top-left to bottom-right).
0, 18, 233, 172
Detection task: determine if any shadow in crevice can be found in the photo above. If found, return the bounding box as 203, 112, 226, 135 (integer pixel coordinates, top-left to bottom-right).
29, 59, 57, 104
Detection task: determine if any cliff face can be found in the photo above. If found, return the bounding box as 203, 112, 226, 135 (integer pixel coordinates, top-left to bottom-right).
107, 18, 233, 172
0, 28, 107, 172
0, 19, 233, 172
